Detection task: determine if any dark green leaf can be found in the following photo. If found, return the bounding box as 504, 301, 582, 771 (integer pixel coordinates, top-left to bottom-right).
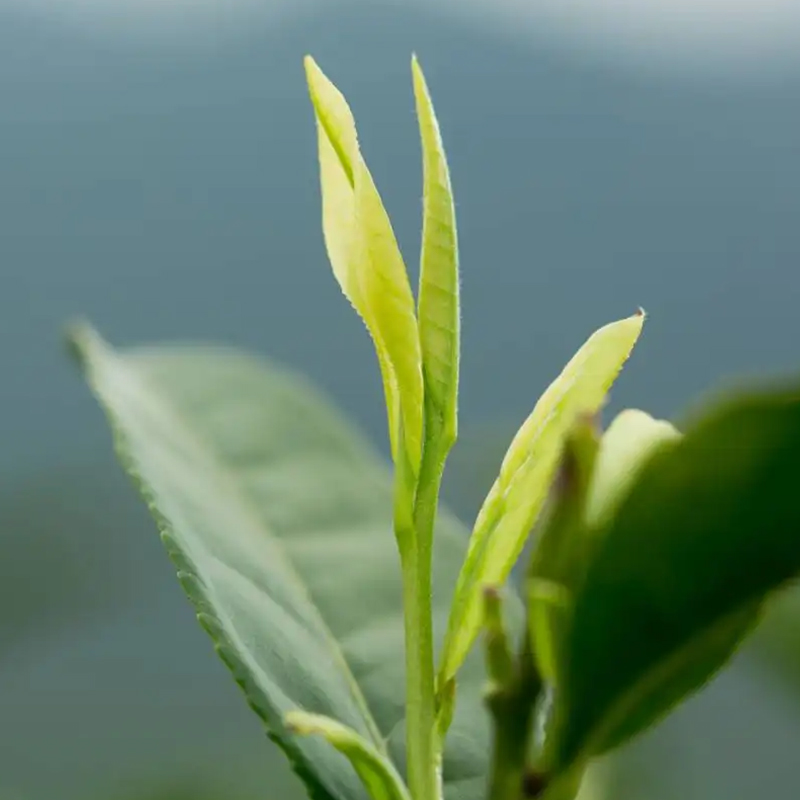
70, 324, 510, 800
556, 386, 800, 768
750, 584, 800, 700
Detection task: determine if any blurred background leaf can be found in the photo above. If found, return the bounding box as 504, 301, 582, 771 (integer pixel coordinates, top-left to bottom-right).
557, 388, 800, 766
750, 586, 800, 702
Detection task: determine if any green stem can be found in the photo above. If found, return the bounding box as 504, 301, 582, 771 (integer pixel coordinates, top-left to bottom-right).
486, 639, 543, 800
487, 719, 527, 800
400, 544, 436, 800
400, 418, 450, 800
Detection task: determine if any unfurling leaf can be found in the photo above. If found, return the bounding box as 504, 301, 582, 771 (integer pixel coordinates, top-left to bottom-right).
412, 55, 460, 447
528, 411, 678, 686
585, 409, 680, 527
286, 711, 412, 800
438, 312, 644, 692
305, 57, 424, 480
555, 386, 800, 769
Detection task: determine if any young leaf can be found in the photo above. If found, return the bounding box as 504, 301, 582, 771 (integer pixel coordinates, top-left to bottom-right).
411, 55, 460, 446
585, 409, 680, 528
554, 385, 800, 769
286, 711, 412, 800
529, 411, 678, 686
69, 323, 513, 800
438, 312, 644, 691
305, 56, 424, 479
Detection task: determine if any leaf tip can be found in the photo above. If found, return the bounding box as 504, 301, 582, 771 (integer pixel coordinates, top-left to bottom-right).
284, 710, 313, 736
63, 317, 99, 369
303, 55, 329, 107
303, 54, 319, 80
483, 584, 501, 602
482, 585, 504, 631
410, 53, 429, 96
575, 409, 601, 432
483, 584, 514, 688
554, 414, 600, 501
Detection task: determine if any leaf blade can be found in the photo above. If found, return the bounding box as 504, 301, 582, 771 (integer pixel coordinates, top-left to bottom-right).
70, 324, 507, 800
438, 312, 644, 689
305, 56, 424, 476
528, 411, 679, 687
412, 55, 460, 444
556, 386, 800, 768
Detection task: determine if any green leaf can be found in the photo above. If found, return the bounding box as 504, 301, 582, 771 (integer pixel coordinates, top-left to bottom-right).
286, 711, 412, 800
528, 411, 678, 688
438, 312, 644, 691
411, 55, 460, 446
69, 323, 507, 800
305, 56, 423, 480
750, 584, 800, 700
555, 385, 800, 769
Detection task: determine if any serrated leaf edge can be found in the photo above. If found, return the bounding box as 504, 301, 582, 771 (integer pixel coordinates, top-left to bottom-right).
69, 323, 385, 800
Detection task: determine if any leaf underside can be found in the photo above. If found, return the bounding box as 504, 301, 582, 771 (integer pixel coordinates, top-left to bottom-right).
71, 325, 516, 800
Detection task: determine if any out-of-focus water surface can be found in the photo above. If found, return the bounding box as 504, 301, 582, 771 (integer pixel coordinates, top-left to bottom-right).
1, 1, 799, 798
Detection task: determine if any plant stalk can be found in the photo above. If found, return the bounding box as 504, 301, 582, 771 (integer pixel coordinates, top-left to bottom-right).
486, 636, 543, 800
400, 414, 451, 800
400, 543, 436, 800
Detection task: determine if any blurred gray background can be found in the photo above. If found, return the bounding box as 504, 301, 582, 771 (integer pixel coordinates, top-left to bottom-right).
1, 1, 799, 798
